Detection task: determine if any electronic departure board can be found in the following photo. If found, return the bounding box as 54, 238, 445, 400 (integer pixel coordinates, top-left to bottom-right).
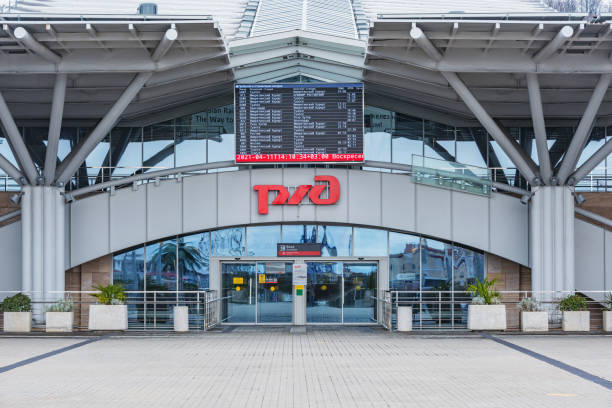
235, 83, 364, 163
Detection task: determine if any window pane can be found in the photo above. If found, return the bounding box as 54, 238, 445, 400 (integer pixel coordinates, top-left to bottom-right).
392, 114, 423, 165
143, 123, 174, 172
453, 246, 485, 327
211, 227, 245, 256
456, 127, 487, 168
178, 233, 210, 290
246, 225, 280, 256
389, 232, 420, 292
424, 121, 455, 162
317, 225, 352, 256
281, 225, 317, 243
353, 227, 387, 256
111, 127, 142, 178
175, 113, 206, 168
113, 247, 145, 291
84, 131, 108, 186
145, 239, 177, 291
421, 238, 453, 327
23, 127, 48, 171
364, 132, 391, 162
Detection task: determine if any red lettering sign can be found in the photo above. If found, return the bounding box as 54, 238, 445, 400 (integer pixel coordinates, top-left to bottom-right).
253, 175, 340, 214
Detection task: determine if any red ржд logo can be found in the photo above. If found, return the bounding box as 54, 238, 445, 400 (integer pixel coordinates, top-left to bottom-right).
253, 175, 340, 214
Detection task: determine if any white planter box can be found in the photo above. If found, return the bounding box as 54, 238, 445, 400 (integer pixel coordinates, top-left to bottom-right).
88, 305, 128, 331
173, 306, 189, 332
520, 311, 548, 332
562, 311, 590, 332
468, 305, 507, 330
602, 311, 612, 332
397, 306, 412, 332
46, 312, 74, 332
3, 312, 32, 332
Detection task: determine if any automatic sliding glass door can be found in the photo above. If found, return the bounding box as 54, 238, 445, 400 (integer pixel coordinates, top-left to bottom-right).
343, 263, 377, 323
306, 262, 342, 323
222, 261, 293, 323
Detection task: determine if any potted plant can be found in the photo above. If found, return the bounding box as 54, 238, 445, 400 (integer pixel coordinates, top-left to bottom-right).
603, 293, 612, 332
88, 284, 128, 331
466, 277, 506, 330
2, 293, 32, 332
517, 297, 547, 332
560, 294, 589, 332
46, 295, 74, 332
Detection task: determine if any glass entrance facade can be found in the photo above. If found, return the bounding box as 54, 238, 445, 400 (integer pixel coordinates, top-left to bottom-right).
222, 261, 293, 323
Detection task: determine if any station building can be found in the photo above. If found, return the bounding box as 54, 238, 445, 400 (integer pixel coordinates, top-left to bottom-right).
0, 0, 611, 329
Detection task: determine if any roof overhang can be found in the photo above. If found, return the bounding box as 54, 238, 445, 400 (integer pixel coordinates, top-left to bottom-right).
0, 14, 234, 122
365, 15, 612, 122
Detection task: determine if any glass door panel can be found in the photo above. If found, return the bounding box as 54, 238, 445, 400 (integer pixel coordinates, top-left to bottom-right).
257, 262, 293, 323
306, 262, 342, 323
222, 263, 256, 323
343, 263, 377, 323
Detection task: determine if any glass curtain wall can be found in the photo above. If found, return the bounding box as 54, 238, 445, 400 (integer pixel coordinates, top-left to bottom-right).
113, 224, 485, 328
5, 104, 610, 191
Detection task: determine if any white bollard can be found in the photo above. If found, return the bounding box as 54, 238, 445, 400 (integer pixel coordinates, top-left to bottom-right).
397, 306, 413, 332
173, 306, 189, 332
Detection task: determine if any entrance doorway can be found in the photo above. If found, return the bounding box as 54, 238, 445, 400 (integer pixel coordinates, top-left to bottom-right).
219, 259, 379, 325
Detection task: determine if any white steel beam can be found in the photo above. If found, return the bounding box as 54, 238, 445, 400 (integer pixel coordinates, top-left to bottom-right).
43, 73, 67, 184
410, 26, 539, 183
151, 27, 178, 62
532, 25, 573, 63
556, 73, 612, 184
526, 73, 552, 183
567, 136, 612, 185
0, 91, 39, 184
522, 23, 543, 54
0, 153, 24, 184
54, 72, 152, 186
13, 26, 62, 64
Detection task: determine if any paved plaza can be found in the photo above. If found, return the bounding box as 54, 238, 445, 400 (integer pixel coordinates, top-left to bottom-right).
0, 328, 611, 407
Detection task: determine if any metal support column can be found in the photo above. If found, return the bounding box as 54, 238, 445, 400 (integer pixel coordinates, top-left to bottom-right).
44, 73, 68, 183
526, 73, 552, 183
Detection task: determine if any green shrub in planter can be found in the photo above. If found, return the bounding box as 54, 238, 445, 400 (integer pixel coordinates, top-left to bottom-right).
47, 295, 74, 312
559, 295, 588, 311
92, 284, 126, 305
517, 297, 542, 312
467, 277, 500, 305
605, 293, 612, 311
1, 293, 32, 312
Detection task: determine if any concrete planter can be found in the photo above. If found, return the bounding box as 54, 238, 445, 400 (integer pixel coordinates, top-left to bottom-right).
3, 312, 32, 332
397, 306, 412, 332
88, 305, 128, 331
467, 305, 506, 330
173, 306, 189, 332
45, 312, 74, 332
562, 311, 590, 332
520, 311, 548, 332
602, 311, 612, 332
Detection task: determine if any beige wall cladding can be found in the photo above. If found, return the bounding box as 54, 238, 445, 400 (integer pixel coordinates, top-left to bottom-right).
486, 253, 530, 330
64, 254, 112, 330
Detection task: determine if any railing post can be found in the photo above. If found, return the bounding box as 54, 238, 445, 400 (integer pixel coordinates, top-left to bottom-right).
153, 291, 157, 329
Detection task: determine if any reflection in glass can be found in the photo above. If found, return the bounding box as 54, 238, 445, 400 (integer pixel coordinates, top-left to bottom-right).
222, 263, 256, 323
317, 225, 352, 256
421, 238, 453, 327
257, 262, 293, 323
246, 225, 280, 256
111, 127, 143, 178
453, 246, 484, 326
343, 263, 377, 323
456, 127, 487, 168
143, 123, 174, 172
389, 232, 420, 292
306, 262, 342, 323
113, 246, 145, 327
281, 225, 317, 243
424, 121, 455, 162
392, 113, 423, 165
178, 233, 210, 290
175, 113, 206, 168
211, 228, 245, 256
353, 228, 387, 256
145, 239, 177, 326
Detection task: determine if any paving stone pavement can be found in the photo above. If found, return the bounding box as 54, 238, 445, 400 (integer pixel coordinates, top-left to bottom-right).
0, 328, 611, 408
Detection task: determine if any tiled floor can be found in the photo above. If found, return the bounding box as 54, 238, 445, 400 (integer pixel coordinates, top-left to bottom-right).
0, 328, 611, 407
